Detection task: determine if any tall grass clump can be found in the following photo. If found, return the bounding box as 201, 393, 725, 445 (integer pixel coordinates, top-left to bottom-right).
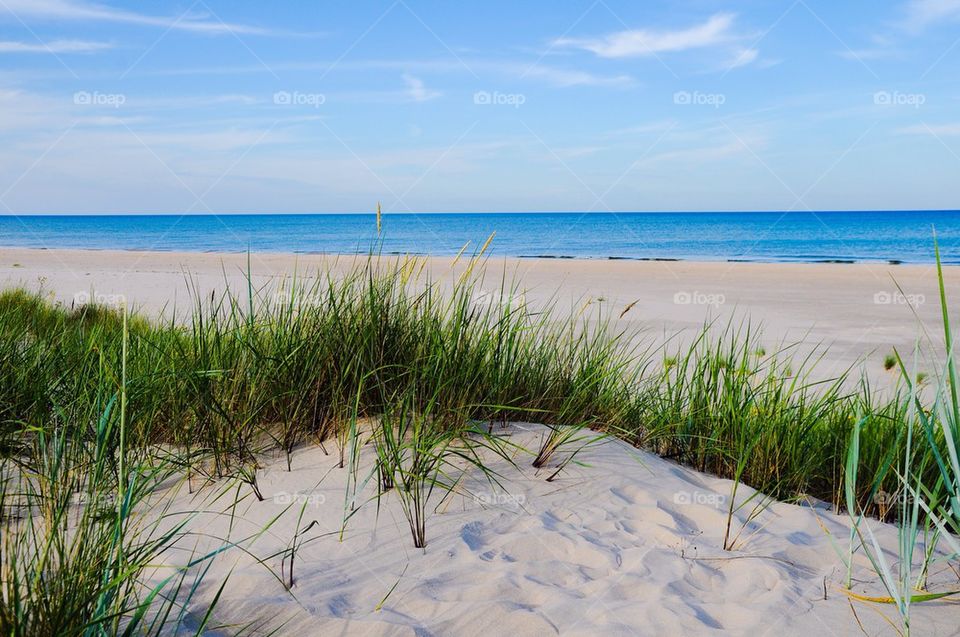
844, 241, 960, 635
631, 322, 912, 511
348, 380, 510, 548
0, 303, 235, 636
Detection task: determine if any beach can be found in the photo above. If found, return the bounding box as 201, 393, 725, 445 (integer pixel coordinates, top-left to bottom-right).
2, 246, 953, 380
3, 246, 960, 635
5, 0, 960, 633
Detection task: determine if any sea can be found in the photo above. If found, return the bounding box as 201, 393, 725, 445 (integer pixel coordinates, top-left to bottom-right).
1, 211, 958, 264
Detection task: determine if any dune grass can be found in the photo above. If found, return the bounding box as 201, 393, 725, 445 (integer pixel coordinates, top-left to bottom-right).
0, 256, 943, 509
1, 255, 920, 514
0, 249, 956, 633
0, 302, 248, 636
843, 243, 960, 635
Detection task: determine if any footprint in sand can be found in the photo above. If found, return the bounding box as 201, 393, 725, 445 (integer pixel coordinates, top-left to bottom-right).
460, 521, 486, 551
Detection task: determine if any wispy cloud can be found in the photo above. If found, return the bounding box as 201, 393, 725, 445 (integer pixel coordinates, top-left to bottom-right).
725, 47, 759, 69
834, 34, 899, 63
902, 0, 960, 31
553, 13, 738, 58
519, 64, 632, 87
402, 74, 441, 102
126, 58, 634, 88
0, 0, 277, 35
0, 39, 112, 53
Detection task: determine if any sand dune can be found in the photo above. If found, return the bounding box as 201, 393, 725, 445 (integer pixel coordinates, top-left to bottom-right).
152, 425, 958, 636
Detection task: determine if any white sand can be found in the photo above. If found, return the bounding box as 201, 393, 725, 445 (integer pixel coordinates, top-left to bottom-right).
153, 425, 958, 636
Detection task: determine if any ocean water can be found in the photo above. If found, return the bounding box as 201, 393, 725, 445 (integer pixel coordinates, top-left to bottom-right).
1, 211, 958, 264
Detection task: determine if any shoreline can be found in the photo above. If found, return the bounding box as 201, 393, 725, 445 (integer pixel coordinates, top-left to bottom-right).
2, 209, 957, 267
1, 245, 950, 266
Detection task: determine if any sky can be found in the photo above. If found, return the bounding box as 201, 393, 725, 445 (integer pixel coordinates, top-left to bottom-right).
0, 0, 958, 214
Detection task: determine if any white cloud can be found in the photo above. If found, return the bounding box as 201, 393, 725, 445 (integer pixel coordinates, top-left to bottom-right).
0, 0, 275, 35
835, 34, 897, 62
554, 13, 738, 58
725, 48, 759, 69
0, 39, 113, 53
902, 0, 960, 31
519, 64, 632, 87
402, 74, 441, 102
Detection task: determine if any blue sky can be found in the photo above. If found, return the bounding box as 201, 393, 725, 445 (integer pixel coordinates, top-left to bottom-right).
0, 0, 958, 214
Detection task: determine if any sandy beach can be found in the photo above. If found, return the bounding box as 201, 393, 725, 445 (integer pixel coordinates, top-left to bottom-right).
2, 247, 954, 381
3, 247, 960, 635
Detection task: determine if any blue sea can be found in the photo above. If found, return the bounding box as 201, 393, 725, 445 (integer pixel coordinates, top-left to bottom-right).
1, 211, 959, 264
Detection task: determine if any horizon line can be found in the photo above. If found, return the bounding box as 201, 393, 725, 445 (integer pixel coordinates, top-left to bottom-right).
2, 209, 959, 217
